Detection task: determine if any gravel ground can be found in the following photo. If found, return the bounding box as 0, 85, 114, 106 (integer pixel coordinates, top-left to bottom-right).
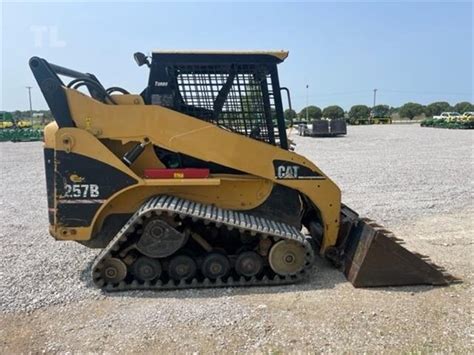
0, 125, 472, 353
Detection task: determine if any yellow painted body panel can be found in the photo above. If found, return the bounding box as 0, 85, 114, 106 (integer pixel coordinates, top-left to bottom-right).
47, 125, 274, 241
47, 88, 341, 252
110, 94, 145, 105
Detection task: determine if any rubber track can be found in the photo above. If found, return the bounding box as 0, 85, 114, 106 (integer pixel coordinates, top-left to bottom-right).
91, 195, 315, 291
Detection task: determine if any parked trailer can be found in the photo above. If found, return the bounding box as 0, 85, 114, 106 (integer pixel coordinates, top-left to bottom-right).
298, 119, 347, 137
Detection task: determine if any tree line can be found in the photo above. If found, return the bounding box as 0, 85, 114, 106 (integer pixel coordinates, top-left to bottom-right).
285, 101, 474, 121
9, 110, 53, 120
6, 101, 474, 123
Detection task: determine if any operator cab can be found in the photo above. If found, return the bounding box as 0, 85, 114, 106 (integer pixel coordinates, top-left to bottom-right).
137, 50, 290, 149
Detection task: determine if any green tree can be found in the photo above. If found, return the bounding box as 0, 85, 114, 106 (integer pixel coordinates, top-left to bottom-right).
389, 106, 399, 115
425, 102, 451, 117
0, 111, 13, 121
372, 104, 390, 117
299, 106, 322, 121
284, 108, 297, 121
322, 105, 344, 120
399, 102, 425, 120
454, 101, 474, 114
349, 105, 370, 120
43, 110, 53, 119
12, 110, 22, 120
240, 82, 265, 127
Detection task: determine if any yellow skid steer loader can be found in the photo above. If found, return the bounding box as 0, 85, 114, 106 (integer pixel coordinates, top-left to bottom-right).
29, 50, 457, 291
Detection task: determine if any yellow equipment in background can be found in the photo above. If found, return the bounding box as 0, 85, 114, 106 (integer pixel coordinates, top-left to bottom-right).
0, 112, 33, 129
0, 111, 14, 129
461, 112, 474, 122
371, 116, 392, 124
16, 119, 33, 128
29, 51, 457, 291
0, 121, 14, 129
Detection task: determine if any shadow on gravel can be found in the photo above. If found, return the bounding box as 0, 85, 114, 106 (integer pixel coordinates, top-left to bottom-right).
81, 257, 443, 300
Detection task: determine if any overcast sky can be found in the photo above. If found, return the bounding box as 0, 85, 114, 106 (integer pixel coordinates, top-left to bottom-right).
1, 1, 472, 112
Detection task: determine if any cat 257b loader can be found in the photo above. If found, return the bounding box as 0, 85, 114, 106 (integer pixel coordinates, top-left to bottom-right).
29, 50, 457, 291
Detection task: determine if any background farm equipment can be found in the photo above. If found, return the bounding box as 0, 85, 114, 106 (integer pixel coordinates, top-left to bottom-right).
0, 111, 43, 142
347, 104, 392, 125
298, 119, 347, 137
422, 111, 474, 129
0, 128, 43, 142
348, 116, 392, 125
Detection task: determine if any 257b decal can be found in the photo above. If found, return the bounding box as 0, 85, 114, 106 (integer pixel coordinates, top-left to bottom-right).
64, 184, 100, 198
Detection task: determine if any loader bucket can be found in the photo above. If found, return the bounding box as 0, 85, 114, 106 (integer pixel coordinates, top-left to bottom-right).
340, 210, 459, 287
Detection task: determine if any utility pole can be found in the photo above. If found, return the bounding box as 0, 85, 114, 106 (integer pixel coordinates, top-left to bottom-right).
371, 88, 378, 124
26, 86, 33, 125
305, 84, 309, 122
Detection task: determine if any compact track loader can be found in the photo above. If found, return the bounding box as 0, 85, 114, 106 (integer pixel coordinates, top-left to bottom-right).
30, 51, 457, 291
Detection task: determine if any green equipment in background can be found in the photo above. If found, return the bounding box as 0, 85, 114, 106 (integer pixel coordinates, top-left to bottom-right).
0, 111, 43, 142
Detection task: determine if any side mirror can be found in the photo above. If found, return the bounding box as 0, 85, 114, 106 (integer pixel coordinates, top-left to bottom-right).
133, 52, 150, 67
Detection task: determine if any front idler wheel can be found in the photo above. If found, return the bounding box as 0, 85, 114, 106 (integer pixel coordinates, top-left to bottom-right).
269, 240, 306, 276
201, 253, 230, 279
101, 257, 127, 284
132, 256, 162, 281
168, 255, 197, 281
235, 251, 263, 277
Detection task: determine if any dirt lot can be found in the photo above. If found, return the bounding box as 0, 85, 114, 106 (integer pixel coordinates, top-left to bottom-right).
0, 125, 472, 353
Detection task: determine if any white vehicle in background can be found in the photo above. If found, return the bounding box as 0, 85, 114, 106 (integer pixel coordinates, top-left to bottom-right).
433, 112, 462, 121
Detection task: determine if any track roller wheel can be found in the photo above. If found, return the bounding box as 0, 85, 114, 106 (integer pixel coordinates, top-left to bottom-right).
269, 240, 306, 276
201, 253, 230, 279
101, 258, 127, 284
132, 256, 162, 281
235, 251, 263, 277
168, 255, 197, 281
